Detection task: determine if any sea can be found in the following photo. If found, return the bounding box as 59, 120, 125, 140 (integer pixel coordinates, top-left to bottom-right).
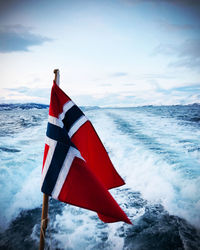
0, 103, 200, 250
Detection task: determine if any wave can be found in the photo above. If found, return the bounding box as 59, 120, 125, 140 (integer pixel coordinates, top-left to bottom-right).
0, 147, 20, 153
0, 104, 200, 249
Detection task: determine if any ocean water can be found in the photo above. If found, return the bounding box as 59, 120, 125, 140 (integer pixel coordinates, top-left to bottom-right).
0, 103, 200, 250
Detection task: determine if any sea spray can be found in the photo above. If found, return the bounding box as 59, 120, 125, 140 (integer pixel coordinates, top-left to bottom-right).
0, 104, 200, 249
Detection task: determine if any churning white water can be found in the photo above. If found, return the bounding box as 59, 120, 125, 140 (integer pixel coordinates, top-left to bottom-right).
0, 104, 200, 249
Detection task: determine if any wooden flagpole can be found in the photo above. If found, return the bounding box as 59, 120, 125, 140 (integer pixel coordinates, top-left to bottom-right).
54, 69, 59, 85
39, 194, 49, 250
39, 69, 59, 250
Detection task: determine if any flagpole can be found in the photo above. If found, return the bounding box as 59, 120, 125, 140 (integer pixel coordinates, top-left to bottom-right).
54, 69, 60, 86
39, 194, 49, 250
39, 69, 59, 250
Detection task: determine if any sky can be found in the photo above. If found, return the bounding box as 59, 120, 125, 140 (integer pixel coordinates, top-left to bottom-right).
0, 0, 200, 106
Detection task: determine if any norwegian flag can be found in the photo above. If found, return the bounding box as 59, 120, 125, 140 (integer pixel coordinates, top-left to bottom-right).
41, 80, 131, 224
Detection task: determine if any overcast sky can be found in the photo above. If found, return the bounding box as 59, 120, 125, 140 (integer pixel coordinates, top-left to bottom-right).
0, 0, 200, 106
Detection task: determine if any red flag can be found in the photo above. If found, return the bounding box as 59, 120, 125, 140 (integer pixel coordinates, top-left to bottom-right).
41, 81, 131, 224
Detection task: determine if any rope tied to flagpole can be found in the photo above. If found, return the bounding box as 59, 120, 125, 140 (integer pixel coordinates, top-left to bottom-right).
41, 217, 53, 250
39, 194, 49, 250
40, 217, 49, 239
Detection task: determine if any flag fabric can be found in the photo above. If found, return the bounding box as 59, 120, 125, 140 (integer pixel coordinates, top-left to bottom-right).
41, 80, 131, 224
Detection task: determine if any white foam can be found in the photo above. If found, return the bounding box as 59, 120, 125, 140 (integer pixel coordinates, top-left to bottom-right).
0, 116, 46, 229
88, 108, 200, 228
1, 106, 200, 249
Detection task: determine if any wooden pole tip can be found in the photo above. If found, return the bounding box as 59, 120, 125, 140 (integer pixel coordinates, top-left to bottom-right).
53, 69, 60, 86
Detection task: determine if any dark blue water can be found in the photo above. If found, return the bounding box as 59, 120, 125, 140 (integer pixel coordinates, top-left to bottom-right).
0, 103, 200, 249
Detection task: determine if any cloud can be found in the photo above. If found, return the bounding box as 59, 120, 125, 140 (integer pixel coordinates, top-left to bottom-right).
74, 89, 199, 107
123, 83, 136, 86
153, 39, 200, 71
0, 24, 52, 53
158, 20, 200, 32
142, 73, 174, 80
1, 83, 199, 107
110, 72, 128, 77
158, 0, 200, 6
1, 87, 51, 103
124, 0, 200, 7
72, 81, 200, 107
99, 83, 112, 87
171, 83, 200, 93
